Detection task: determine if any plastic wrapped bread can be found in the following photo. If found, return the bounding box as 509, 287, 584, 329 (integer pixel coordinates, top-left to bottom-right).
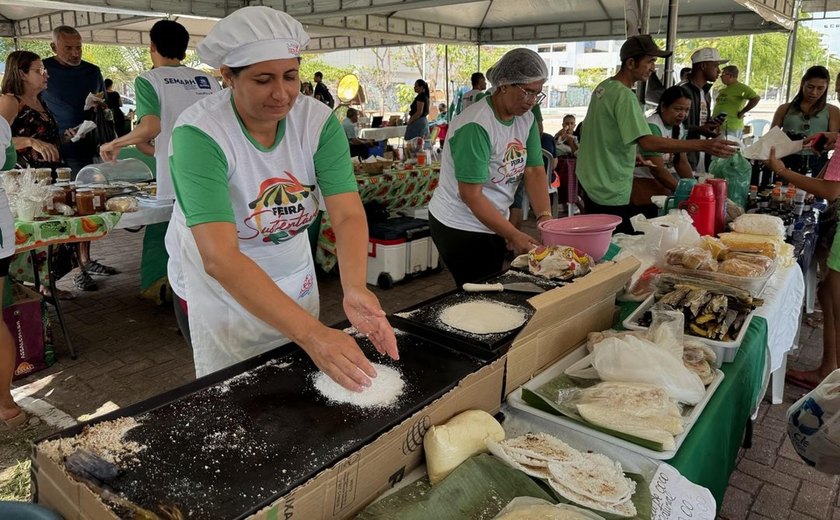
730, 214, 785, 237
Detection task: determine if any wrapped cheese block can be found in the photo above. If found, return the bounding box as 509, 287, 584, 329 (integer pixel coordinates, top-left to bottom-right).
424, 410, 505, 485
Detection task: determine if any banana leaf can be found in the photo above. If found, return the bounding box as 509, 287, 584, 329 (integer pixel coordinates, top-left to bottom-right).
355, 453, 554, 520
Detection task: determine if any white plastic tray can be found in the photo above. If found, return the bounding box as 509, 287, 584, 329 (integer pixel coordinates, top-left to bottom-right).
507, 344, 724, 460
623, 294, 754, 365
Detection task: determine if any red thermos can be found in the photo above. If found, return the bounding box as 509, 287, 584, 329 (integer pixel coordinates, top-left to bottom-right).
680, 184, 716, 236
706, 178, 728, 235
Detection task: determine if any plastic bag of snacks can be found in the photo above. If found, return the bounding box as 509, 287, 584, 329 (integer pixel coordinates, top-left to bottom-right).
787, 370, 840, 474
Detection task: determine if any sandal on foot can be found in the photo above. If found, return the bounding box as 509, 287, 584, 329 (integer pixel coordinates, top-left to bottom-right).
2, 410, 28, 430
73, 271, 98, 291
86, 260, 119, 276
40, 286, 76, 301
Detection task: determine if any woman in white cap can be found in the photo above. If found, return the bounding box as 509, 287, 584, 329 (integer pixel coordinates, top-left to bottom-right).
428, 48, 552, 287
166, 6, 397, 391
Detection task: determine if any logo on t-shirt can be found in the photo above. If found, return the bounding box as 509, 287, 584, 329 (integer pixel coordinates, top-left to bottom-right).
298, 273, 314, 298
491, 139, 527, 185
195, 76, 212, 90
242, 172, 319, 244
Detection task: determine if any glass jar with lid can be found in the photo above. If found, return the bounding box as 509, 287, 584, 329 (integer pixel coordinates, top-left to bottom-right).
34, 168, 53, 184
55, 167, 72, 182
48, 186, 66, 215
91, 185, 107, 212
75, 188, 95, 216
53, 182, 71, 205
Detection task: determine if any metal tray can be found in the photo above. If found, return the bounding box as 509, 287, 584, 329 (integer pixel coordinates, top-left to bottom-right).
390, 270, 566, 353
34, 325, 491, 520
506, 345, 724, 460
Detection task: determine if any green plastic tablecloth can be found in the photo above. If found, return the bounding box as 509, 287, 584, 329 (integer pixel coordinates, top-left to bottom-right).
619, 302, 768, 507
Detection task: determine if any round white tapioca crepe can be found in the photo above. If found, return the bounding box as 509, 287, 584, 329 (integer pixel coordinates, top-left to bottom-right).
439, 301, 527, 334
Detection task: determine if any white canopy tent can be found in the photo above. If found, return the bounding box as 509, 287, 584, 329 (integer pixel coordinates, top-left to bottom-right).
0, 1, 794, 51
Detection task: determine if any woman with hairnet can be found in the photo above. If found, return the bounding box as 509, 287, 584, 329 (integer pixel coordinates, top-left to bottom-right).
428, 48, 552, 286
165, 6, 397, 391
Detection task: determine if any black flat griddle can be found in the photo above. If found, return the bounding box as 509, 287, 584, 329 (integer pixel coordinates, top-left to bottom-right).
35, 327, 490, 520
390, 270, 566, 353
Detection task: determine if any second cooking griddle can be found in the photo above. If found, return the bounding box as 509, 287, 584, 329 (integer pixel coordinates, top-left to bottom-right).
391, 270, 566, 353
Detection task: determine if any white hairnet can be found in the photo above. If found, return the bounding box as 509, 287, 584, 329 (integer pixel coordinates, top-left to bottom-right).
486, 48, 548, 87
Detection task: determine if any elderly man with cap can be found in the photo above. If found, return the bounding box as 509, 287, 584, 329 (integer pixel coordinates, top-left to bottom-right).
681, 47, 729, 170
428, 48, 553, 287
576, 35, 736, 234
165, 6, 397, 391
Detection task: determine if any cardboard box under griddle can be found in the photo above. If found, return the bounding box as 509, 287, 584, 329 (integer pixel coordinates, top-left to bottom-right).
31, 329, 506, 520
503, 257, 639, 395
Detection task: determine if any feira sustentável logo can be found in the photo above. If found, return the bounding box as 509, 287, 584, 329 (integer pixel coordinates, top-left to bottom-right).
491, 138, 527, 185
242, 172, 318, 244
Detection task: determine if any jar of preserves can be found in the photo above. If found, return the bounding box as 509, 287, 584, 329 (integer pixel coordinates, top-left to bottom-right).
35, 168, 53, 184
91, 185, 107, 212
55, 167, 72, 182
67, 182, 77, 205
76, 188, 95, 216
54, 182, 73, 206
48, 186, 65, 215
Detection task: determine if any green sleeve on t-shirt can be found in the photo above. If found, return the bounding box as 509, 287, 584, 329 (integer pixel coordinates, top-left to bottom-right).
525, 119, 543, 166
615, 87, 652, 146
170, 125, 235, 227
314, 115, 358, 196
3, 142, 16, 170
449, 122, 492, 183
640, 123, 664, 158
135, 76, 161, 121
531, 104, 543, 123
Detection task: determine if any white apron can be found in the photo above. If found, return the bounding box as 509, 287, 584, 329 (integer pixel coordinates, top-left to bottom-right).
181, 226, 320, 377
169, 91, 330, 377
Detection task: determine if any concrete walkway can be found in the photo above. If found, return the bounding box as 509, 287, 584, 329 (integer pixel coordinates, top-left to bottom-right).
9, 225, 838, 518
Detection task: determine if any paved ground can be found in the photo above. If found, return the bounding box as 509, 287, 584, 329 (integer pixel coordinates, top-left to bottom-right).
4, 224, 838, 518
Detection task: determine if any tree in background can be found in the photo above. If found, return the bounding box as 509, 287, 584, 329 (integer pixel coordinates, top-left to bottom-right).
670, 26, 840, 101
394, 44, 509, 97
357, 48, 394, 115
299, 57, 353, 97
573, 68, 609, 91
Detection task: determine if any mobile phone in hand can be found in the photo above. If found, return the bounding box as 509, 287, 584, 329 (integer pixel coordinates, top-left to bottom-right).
712, 112, 727, 125
812, 132, 829, 152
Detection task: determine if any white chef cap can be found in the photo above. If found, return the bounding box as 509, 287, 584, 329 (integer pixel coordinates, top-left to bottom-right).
197, 6, 310, 69
486, 48, 548, 88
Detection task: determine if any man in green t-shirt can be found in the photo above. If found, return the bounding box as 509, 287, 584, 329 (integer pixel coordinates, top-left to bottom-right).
576, 35, 737, 233
713, 65, 760, 138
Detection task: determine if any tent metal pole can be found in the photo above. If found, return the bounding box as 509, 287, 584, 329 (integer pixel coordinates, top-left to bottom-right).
664, 0, 679, 88
477, 44, 481, 72
445, 45, 450, 108
783, 1, 801, 103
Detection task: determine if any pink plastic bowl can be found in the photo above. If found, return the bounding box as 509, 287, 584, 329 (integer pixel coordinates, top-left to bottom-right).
537, 214, 622, 261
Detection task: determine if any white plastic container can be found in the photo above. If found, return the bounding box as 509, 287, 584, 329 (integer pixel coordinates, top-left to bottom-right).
365, 217, 440, 289
623, 295, 754, 365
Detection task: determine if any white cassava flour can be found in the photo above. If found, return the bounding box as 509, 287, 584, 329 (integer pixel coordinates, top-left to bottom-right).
314, 363, 405, 408
440, 301, 527, 334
